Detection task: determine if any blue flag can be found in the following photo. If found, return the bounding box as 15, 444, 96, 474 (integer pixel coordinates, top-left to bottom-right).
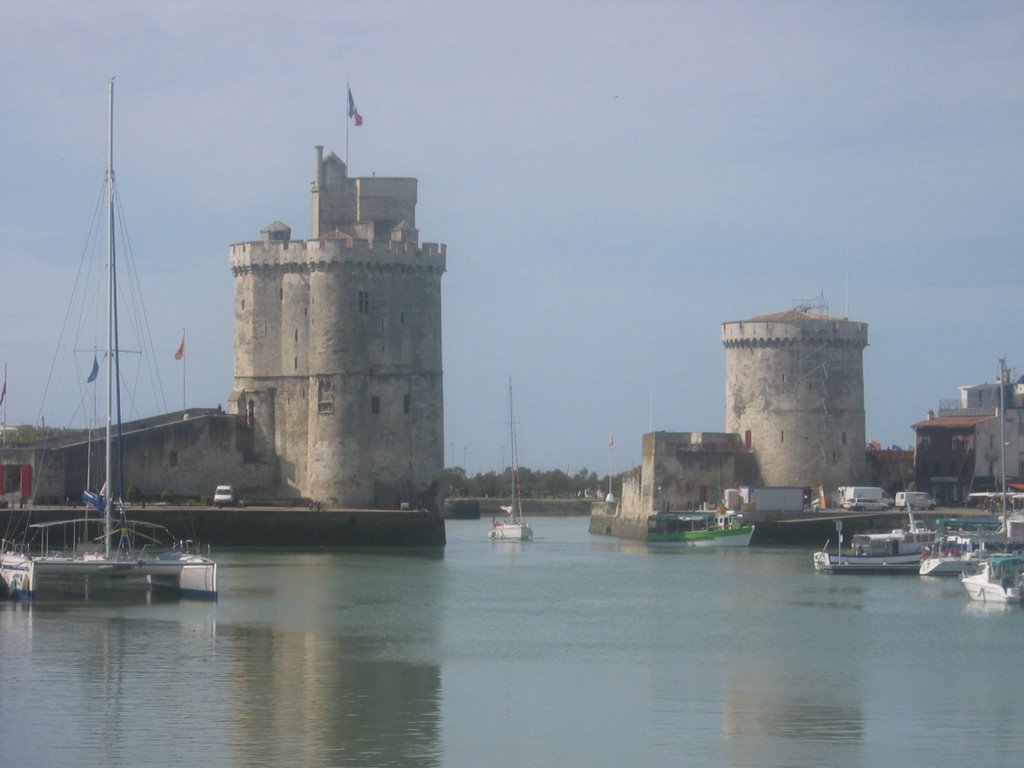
86, 355, 99, 383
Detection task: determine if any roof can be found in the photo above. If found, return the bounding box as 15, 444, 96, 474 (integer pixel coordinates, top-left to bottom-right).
745, 309, 847, 323
911, 415, 995, 429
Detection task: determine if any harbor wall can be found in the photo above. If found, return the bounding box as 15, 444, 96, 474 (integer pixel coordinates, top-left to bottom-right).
0, 506, 446, 548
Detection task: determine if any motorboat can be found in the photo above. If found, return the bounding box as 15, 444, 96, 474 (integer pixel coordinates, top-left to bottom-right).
961, 556, 1024, 604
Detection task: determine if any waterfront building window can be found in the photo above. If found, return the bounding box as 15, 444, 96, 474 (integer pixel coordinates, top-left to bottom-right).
358, 290, 370, 314
404, 395, 410, 414
371, 396, 381, 415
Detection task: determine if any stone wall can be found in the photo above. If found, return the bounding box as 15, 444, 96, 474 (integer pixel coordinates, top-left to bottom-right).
722, 312, 868, 489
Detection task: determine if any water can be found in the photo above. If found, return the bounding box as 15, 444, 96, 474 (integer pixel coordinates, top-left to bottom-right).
3, 516, 1023, 767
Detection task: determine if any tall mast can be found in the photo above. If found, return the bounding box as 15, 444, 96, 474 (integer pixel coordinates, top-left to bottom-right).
104, 78, 115, 558
999, 357, 1008, 538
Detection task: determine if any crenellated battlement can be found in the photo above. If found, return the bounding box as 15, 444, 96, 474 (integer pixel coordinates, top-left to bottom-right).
721, 317, 868, 349
229, 238, 446, 276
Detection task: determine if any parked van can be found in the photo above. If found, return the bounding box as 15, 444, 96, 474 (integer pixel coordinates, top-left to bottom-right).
839, 486, 894, 511
894, 491, 935, 510
213, 485, 236, 508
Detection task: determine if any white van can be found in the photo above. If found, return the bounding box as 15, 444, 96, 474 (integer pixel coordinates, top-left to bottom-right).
839, 486, 894, 511
895, 491, 935, 510
213, 485, 236, 508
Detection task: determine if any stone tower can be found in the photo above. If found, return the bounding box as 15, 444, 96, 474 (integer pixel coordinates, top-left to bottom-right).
721, 308, 868, 489
228, 148, 446, 510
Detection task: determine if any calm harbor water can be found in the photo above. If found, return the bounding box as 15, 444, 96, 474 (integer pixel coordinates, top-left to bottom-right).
3, 515, 1023, 767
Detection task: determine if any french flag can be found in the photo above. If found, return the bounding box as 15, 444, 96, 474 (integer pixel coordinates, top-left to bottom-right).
348, 86, 364, 126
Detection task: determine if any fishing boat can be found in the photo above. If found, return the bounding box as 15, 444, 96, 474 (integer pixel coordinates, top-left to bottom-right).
0, 81, 216, 600
812, 512, 935, 574
646, 510, 754, 547
489, 379, 533, 542
961, 556, 1024, 604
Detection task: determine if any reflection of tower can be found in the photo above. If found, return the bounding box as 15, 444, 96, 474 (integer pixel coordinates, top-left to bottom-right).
721, 301, 868, 489
229, 148, 446, 510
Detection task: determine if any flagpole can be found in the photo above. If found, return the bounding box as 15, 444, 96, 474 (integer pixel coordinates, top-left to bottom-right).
181, 328, 186, 417
345, 77, 350, 168
2, 362, 7, 447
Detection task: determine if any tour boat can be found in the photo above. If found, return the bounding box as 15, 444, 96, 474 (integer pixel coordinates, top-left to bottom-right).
1, 81, 216, 600
646, 511, 754, 547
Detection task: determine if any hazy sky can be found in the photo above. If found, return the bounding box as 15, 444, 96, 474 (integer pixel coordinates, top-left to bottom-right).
2, 1, 1021, 477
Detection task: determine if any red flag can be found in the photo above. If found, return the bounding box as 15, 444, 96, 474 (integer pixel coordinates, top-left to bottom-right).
174, 336, 185, 360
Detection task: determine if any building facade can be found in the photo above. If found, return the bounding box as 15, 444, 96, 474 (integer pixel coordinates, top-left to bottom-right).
913, 372, 1024, 504
228, 148, 446, 511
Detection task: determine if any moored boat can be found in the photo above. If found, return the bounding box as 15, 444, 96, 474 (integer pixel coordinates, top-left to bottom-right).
813, 512, 934, 574
646, 511, 754, 547
488, 378, 533, 543
961, 556, 1024, 604
0, 81, 216, 601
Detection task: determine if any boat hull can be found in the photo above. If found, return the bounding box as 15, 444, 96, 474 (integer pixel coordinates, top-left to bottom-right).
1, 550, 217, 599
919, 554, 978, 576
813, 551, 923, 574
647, 526, 754, 548
489, 522, 533, 541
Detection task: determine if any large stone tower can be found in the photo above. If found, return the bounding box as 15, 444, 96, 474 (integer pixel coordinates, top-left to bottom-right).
721, 308, 868, 489
228, 148, 446, 510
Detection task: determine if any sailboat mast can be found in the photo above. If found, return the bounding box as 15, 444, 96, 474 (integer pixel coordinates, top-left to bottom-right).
104, 78, 115, 559
509, 378, 523, 522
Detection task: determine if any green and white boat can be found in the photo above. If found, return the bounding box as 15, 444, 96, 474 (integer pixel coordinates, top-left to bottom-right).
646, 511, 754, 547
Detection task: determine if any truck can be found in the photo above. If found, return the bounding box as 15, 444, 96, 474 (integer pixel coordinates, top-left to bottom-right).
838, 486, 893, 511
894, 491, 936, 510
732, 486, 806, 514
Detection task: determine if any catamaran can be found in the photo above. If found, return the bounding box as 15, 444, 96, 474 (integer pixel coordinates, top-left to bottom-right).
0, 80, 216, 600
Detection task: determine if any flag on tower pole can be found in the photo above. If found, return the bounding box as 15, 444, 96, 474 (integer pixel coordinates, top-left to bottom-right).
347, 86, 364, 126
174, 330, 186, 416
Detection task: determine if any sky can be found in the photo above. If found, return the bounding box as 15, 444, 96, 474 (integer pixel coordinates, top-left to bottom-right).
1, 1, 1022, 478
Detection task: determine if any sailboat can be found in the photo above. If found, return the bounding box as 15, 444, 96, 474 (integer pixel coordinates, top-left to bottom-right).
488, 378, 533, 541
0, 80, 217, 600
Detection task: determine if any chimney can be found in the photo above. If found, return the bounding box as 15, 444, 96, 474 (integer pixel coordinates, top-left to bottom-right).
927, 409, 935, 420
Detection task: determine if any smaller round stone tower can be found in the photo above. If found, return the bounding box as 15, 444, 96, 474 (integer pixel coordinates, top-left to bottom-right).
721, 308, 869, 490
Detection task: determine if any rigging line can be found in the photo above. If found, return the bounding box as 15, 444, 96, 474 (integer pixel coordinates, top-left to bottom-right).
35, 177, 109, 429
111, 174, 169, 415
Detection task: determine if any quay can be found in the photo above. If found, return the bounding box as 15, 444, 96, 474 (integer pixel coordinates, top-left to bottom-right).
0, 504, 446, 548
590, 507, 996, 546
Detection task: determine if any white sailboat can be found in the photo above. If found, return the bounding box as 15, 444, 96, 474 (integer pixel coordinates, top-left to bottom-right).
489, 378, 533, 542
0, 80, 217, 600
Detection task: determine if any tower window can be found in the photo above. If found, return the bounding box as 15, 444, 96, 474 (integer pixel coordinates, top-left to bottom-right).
358, 290, 370, 314
279, 288, 284, 301
404, 395, 410, 414
169, 450, 178, 467
780, 430, 785, 443
371, 396, 381, 415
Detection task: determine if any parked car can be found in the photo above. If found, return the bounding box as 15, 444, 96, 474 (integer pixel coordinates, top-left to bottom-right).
213, 485, 236, 508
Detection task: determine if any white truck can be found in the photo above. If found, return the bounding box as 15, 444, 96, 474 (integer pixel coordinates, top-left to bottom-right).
894, 491, 936, 510
838, 486, 893, 511
733, 486, 806, 514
